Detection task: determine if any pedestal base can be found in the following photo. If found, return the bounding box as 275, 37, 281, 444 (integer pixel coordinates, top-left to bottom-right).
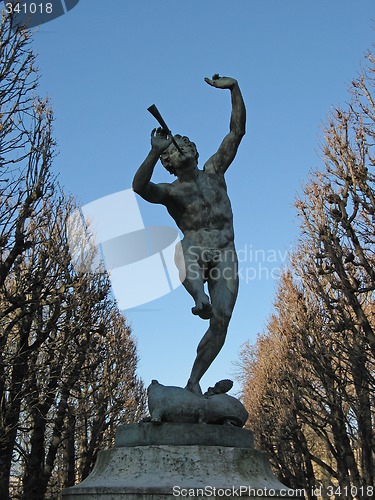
62, 424, 302, 499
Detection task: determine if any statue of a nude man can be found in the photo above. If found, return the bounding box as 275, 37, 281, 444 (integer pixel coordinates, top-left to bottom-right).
133, 75, 246, 396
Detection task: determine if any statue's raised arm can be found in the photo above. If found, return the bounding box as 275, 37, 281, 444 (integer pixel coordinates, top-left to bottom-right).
204, 75, 246, 175
132, 128, 173, 204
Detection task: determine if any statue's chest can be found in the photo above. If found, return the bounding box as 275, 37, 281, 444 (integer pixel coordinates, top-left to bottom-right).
173, 173, 225, 207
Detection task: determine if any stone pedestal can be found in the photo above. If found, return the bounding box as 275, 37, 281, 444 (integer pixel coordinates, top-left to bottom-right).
62, 423, 303, 499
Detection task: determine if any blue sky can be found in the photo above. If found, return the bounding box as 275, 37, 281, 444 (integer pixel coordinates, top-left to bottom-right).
28, 1, 375, 394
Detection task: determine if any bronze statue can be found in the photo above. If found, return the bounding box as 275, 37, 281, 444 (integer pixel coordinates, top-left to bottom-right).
133, 75, 246, 396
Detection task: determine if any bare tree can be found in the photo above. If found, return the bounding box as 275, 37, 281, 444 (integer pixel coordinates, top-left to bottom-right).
0, 10, 56, 497
239, 49, 375, 499
0, 11, 146, 499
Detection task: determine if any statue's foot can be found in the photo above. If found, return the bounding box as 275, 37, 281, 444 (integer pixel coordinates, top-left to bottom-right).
185, 380, 203, 397
192, 297, 212, 319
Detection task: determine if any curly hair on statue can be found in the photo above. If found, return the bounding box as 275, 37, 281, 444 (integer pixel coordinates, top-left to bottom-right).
160, 134, 199, 176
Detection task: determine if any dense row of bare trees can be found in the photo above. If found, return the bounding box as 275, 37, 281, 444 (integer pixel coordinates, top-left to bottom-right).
240, 52, 375, 498
0, 12, 145, 499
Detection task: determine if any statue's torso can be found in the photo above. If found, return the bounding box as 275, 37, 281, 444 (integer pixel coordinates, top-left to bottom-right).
165, 168, 234, 250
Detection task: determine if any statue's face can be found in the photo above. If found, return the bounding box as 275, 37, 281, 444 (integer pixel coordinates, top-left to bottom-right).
169, 139, 198, 167
160, 135, 199, 175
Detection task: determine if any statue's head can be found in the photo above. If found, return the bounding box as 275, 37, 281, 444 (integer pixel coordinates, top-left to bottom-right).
160, 135, 199, 176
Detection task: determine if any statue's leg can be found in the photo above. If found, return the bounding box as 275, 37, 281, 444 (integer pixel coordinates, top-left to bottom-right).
186, 251, 239, 395
175, 241, 212, 319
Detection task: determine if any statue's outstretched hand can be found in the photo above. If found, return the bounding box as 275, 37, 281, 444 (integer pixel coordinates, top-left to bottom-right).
151, 127, 173, 154
204, 74, 238, 90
